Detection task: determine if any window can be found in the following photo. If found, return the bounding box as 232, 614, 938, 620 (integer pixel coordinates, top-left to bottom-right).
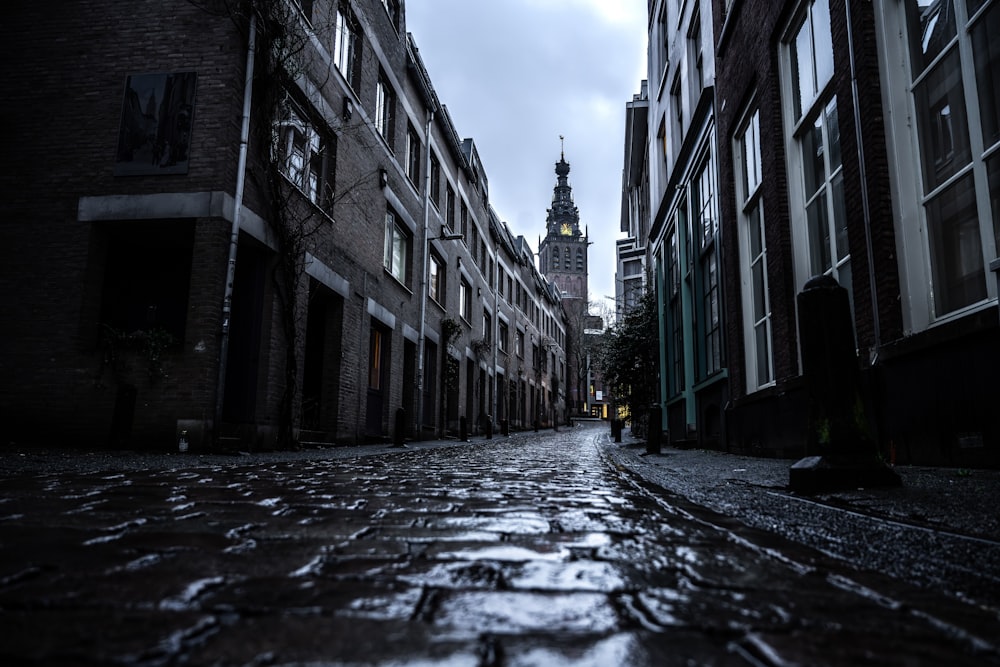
446, 184, 456, 230
576, 248, 584, 271
429, 253, 444, 306
899, 0, 997, 317
459, 278, 472, 321
671, 73, 684, 147
383, 208, 410, 284
482, 311, 492, 344
499, 321, 509, 353
406, 123, 421, 185
689, 12, 704, 92
783, 0, 850, 312
666, 217, 685, 397
552, 246, 560, 269
333, 7, 360, 89
790, 0, 833, 120
694, 154, 722, 378
277, 101, 335, 213
375, 71, 395, 146
657, 5, 670, 87
460, 201, 469, 242
380, 0, 400, 30
736, 108, 773, 389
516, 329, 525, 358
430, 153, 441, 209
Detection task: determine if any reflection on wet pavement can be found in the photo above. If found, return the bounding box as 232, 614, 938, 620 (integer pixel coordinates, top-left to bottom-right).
1, 429, 997, 665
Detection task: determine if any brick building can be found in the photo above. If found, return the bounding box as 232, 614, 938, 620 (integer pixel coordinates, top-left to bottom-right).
0, 0, 565, 450
627, 0, 998, 466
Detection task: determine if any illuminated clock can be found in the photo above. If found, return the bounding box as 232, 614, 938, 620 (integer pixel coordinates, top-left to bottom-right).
560, 222, 572, 236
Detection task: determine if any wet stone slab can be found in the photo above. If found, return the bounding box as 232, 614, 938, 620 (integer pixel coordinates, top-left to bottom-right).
1, 430, 998, 665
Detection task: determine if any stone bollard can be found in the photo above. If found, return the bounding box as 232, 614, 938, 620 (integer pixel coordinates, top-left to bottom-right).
790, 275, 900, 492
485, 415, 493, 440
459, 416, 468, 442
646, 407, 661, 455
501, 419, 509, 437
612, 419, 622, 443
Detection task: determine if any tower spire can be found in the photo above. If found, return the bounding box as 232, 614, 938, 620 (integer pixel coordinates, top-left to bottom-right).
559, 134, 564, 160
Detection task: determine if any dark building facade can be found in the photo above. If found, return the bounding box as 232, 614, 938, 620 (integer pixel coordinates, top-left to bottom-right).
625, 0, 998, 466
710, 0, 999, 466
0, 0, 566, 451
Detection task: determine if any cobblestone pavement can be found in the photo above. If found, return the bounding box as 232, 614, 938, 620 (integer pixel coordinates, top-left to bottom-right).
1, 424, 998, 665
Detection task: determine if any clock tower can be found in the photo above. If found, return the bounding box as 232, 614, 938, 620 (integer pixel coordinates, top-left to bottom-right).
539, 140, 588, 301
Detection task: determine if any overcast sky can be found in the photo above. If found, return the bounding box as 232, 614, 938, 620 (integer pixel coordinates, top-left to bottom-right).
404, 1, 648, 317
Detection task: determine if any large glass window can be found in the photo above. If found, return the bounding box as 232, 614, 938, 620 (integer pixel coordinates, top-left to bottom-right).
737, 109, 773, 390
784, 0, 851, 307
666, 226, 684, 397
791, 0, 833, 120
694, 153, 722, 379
902, 0, 996, 316
333, 8, 360, 89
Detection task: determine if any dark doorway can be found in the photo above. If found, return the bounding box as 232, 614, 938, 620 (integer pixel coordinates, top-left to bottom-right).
223, 239, 268, 423
302, 280, 343, 433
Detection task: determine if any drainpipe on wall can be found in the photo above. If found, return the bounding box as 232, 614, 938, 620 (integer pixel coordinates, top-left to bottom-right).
416, 108, 436, 440
845, 0, 881, 362
214, 12, 256, 442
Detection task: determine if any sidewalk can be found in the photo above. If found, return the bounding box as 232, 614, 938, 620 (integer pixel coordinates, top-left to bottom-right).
602, 431, 1000, 545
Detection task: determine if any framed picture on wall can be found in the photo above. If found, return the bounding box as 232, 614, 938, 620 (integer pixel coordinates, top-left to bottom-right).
115, 71, 197, 176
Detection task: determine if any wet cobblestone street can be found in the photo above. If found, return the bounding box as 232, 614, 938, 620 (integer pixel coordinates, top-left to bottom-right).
1, 424, 997, 665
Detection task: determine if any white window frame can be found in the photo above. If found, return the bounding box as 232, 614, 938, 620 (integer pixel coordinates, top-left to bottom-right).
735, 106, 774, 391
873, 0, 998, 332
780, 0, 851, 307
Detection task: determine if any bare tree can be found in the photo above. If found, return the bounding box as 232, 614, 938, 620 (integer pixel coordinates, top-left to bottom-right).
191, 0, 385, 449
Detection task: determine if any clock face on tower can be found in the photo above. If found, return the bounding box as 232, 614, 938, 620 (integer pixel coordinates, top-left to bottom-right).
560, 222, 572, 236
